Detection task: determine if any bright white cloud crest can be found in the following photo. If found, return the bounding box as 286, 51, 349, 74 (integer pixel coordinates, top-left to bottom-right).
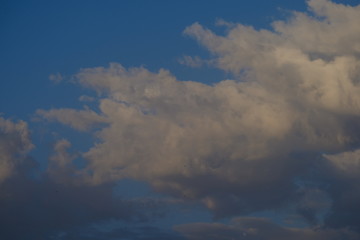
38, 0, 360, 218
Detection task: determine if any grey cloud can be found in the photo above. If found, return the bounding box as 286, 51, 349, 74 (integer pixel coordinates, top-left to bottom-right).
0, 117, 34, 183
46, 139, 80, 184
49, 73, 63, 84
0, 119, 166, 240
318, 150, 360, 232
174, 217, 360, 240
178, 55, 205, 68
0, 173, 165, 240
37, 108, 108, 131
59, 226, 185, 240
324, 149, 360, 177
79, 95, 96, 102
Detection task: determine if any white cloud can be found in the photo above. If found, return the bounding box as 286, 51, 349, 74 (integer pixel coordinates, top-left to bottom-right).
36, 0, 360, 219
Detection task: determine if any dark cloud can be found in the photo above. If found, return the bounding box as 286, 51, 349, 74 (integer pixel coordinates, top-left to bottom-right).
320, 152, 360, 232
155, 153, 315, 218
61, 226, 185, 240
0, 119, 165, 239
0, 172, 166, 239
175, 217, 360, 240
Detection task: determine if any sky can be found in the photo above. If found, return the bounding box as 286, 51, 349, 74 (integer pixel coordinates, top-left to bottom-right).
1, 0, 360, 239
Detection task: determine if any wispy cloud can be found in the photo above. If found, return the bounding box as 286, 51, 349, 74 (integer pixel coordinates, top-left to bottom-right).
178, 55, 205, 68
49, 73, 63, 84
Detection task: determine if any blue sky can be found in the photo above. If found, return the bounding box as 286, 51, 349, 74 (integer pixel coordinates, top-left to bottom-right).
1, 0, 360, 239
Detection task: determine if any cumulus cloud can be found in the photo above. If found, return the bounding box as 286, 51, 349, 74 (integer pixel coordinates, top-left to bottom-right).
184, 1, 360, 116
0, 117, 34, 183
36, 0, 360, 231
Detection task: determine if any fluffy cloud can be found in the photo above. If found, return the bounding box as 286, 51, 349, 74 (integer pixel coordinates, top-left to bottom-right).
0, 117, 34, 183
184, 1, 360, 116
37, 0, 360, 228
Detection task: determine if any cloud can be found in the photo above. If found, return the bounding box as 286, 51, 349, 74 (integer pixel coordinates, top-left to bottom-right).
0, 132, 168, 240
324, 149, 360, 177
49, 73, 63, 84
318, 150, 360, 231
79, 95, 96, 102
0, 117, 34, 183
184, 2, 360, 116
276, 0, 360, 57
46, 138, 80, 184
0, 117, 175, 239
37, 108, 108, 131
178, 55, 205, 68
0, 174, 165, 239
174, 217, 360, 240
36, 0, 360, 231
60, 225, 185, 240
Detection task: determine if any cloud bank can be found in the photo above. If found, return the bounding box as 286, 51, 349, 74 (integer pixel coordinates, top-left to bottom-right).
175, 217, 359, 240
0, 118, 170, 239
32, 0, 360, 238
